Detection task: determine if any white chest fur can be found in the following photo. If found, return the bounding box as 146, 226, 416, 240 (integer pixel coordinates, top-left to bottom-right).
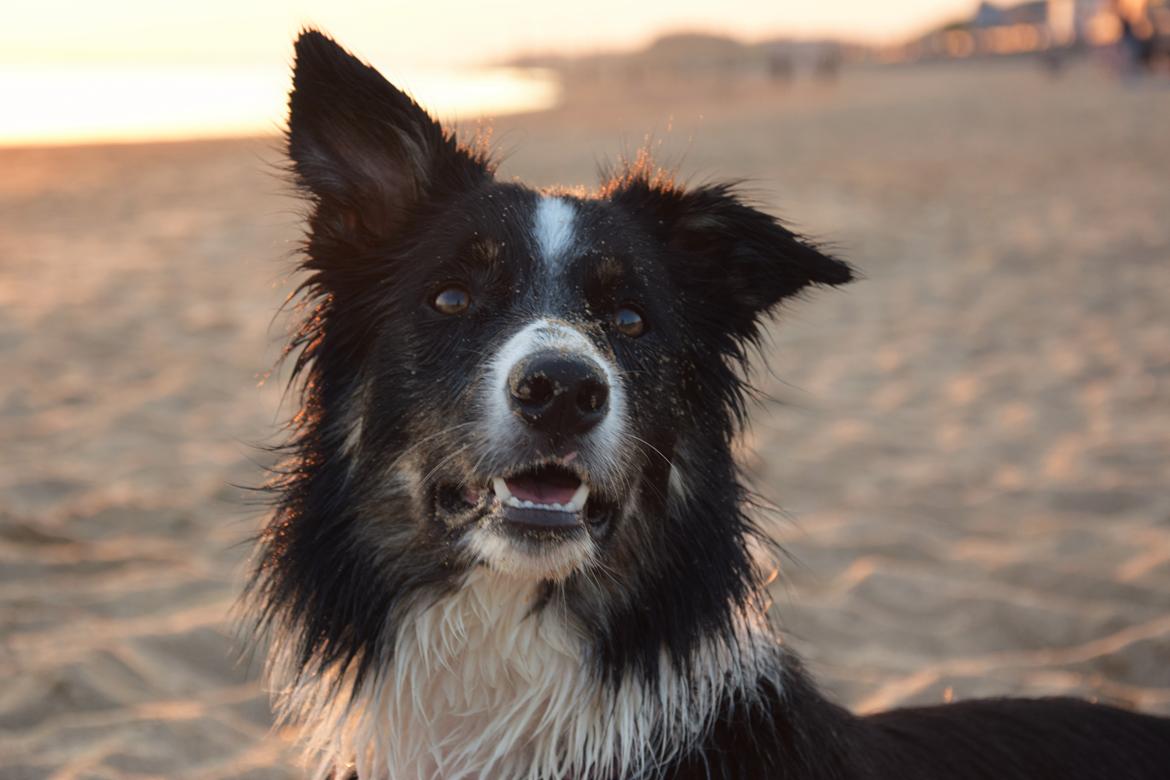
273, 568, 779, 780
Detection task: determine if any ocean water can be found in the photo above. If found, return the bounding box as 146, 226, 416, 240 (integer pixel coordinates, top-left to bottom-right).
0, 63, 560, 147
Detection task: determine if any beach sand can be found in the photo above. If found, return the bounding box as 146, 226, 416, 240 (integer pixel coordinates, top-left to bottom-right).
2, 60, 1168, 778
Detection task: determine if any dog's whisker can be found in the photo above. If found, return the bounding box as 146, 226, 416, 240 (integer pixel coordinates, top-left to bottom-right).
620, 433, 673, 470
418, 444, 474, 487
369, 421, 480, 484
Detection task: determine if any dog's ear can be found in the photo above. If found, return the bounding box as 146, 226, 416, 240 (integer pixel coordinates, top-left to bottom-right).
611, 175, 852, 336
287, 29, 492, 246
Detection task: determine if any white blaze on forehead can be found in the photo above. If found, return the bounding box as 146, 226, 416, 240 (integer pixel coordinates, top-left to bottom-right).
533, 196, 577, 267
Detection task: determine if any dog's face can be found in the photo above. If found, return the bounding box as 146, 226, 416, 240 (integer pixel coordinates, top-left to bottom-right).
343, 181, 692, 581
264, 31, 850, 680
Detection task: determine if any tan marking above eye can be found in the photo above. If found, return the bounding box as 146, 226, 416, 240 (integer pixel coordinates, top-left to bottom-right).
433, 285, 471, 315
471, 238, 503, 265
593, 255, 625, 287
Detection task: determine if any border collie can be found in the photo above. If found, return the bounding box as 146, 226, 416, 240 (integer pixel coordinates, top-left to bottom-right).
249, 30, 1170, 780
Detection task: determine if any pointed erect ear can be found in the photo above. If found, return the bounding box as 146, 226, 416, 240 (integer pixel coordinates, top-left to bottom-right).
611, 175, 853, 335
287, 30, 492, 245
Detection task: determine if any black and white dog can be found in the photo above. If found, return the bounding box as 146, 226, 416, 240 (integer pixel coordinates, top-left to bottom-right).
249, 30, 1170, 780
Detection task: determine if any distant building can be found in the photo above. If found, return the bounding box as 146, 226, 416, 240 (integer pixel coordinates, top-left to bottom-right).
973, 1, 1049, 27
974, 1, 1009, 26
884, 0, 1157, 60
1047, 0, 1108, 44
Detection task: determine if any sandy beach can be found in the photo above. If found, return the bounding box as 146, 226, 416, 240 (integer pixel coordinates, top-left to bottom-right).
2, 60, 1168, 778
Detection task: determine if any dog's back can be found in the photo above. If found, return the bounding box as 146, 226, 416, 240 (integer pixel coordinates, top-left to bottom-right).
860, 698, 1170, 779
663, 666, 1170, 779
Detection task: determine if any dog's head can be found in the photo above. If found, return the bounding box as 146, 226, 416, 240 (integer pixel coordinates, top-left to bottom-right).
258, 29, 850, 691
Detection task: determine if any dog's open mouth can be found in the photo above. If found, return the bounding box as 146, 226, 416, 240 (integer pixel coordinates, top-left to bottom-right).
492, 464, 590, 514
491, 463, 589, 531
439, 460, 612, 536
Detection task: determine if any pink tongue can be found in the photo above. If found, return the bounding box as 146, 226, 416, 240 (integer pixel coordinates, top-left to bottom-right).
506, 474, 579, 505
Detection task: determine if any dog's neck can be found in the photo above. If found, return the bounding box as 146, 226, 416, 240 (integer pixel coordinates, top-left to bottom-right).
271, 566, 783, 780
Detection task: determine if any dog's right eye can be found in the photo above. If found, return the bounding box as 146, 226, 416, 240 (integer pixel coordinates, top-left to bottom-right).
432, 285, 471, 315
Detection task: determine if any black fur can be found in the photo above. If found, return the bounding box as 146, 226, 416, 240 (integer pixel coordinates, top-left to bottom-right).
251, 29, 1170, 779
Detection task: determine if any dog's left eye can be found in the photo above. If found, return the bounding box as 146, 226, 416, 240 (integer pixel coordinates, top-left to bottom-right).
432, 285, 471, 315
612, 305, 646, 338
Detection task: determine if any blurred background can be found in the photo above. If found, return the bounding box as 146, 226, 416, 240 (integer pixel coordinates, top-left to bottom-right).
2, 1, 1169, 777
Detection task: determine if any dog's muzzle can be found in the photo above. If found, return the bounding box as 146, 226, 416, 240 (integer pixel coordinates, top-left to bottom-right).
507, 350, 610, 440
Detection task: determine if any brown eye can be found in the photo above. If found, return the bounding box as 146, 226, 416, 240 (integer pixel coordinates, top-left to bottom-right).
612, 305, 646, 338
432, 285, 471, 315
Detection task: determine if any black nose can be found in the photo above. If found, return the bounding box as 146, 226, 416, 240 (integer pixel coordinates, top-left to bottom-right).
508, 351, 610, 437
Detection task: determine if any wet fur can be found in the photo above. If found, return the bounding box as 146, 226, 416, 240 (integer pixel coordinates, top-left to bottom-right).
249, 29, 1170, 780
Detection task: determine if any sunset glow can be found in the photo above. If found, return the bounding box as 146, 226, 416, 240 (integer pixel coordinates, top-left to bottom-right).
0, 64, 558, 147
0, 1, 1016, 146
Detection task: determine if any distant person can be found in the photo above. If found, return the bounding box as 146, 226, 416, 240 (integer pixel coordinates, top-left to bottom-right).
815, 48, 841, 83
1114, 0, 1155, 77
1041, 46, 1066, 78
768, 52, 793, 84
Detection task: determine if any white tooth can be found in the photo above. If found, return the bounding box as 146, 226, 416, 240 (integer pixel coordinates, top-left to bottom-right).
505, 496, 522, 508
521, 500, 536, 509
567, 483, 590, 512
492, 478, 512, 501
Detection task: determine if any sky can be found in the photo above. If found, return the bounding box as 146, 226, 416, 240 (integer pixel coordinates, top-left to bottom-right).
6, 1, 977, 67
1, 0, 980, 145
